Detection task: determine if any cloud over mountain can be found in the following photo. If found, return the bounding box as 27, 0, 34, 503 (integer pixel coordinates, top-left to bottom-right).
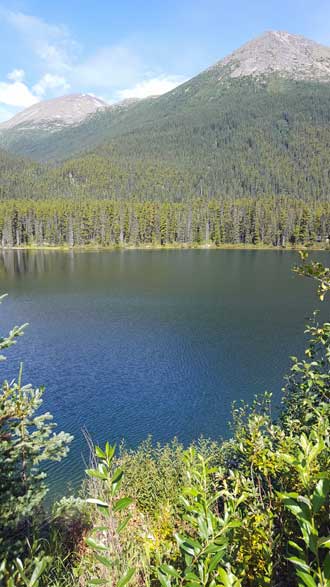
0, 8, 184, 121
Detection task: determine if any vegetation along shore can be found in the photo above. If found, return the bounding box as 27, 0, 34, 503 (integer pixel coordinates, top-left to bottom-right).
1, 198, 330, 248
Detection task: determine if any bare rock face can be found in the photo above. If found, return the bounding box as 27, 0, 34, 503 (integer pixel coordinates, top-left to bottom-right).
211, 31, 330, 81
0, 94, 109, 132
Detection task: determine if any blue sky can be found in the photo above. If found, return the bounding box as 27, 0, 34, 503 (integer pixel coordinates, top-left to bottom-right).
0, 0, 329, 121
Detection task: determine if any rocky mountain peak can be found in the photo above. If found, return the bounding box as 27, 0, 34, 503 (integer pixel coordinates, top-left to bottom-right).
211, 30, 330, 81
0, 93, 109, 132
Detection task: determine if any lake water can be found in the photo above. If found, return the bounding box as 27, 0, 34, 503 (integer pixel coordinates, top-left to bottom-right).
0, 249, 329, 495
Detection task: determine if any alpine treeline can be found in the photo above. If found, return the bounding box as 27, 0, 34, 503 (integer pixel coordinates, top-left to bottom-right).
1, 197, 330, 247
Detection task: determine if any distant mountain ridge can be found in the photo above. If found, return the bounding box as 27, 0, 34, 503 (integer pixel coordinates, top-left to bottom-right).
1, 30, 330, 203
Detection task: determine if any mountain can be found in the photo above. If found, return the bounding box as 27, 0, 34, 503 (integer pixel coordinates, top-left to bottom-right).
0, 92, 148, 160
0, 93, 108, 132
211, 30, 330, 81
1, 31, 330, 201
0, 94, 111, 160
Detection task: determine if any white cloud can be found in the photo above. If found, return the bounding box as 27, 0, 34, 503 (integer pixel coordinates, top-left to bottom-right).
4, 10, 77, 72
0, 80, 39, 108
0, 69, 71, 121
117, 75, 185, 100
0, 9, 186, 120
0, 10, 75, 120
33, 73, 70, 97
72, 45, 142, 88
7, 69, 25, 82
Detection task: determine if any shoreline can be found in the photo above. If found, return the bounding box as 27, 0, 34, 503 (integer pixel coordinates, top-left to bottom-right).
1, 243, 329, 252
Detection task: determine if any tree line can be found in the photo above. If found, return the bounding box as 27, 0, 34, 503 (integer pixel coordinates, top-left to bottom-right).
0, 197, 330, 247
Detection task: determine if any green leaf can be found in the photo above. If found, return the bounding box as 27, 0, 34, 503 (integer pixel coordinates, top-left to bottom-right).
117, 515, 131, 534
288, 540, 304, 554
182, 487, 200, 497
312, 479, 330, 513
296, 571, 317, 587
184, 572, 200, 582
118, 567, 135, 587
317, 536, 330, 549
111, 468, 124, 494
197, 516, 210, 540
204, 543, 226, 555
15, 558, 28, 585
308, 532, 318, 556
28, 558, 51, 587
85, 468, 107, 480
89, 580, 109, 586
176, 535, 201, 556
277, 491, 300, 500
225, 520, 241, 530
159, 564, 180, 578
324, 552, 330, 579
217, 567, 231, 586
105, 443, 116, 461
112, 469, 124, 484
95, 554, 113, 569
113, 497, 133, 512
209, 550, 226, 573
283, 498, 311, 524
181, 541, 197, 556
158, 571, 171, 587
86, 537, 108, 551
95, 446, 106, 459
288, 557, 310, 572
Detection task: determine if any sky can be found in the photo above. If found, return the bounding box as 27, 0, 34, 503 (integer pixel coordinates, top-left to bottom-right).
0, 0, 329, 121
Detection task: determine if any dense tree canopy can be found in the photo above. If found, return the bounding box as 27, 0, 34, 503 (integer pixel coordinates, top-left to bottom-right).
2, 79, 330, 204
0, 197, 329, 247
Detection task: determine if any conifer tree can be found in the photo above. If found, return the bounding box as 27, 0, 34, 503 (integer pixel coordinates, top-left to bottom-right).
0, 296, 73, 562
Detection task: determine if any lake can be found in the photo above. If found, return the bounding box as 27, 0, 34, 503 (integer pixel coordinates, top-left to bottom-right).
0, 249, 329, 495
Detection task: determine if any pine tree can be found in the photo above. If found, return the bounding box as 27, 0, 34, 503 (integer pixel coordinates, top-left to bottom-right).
0, 296, 73, 562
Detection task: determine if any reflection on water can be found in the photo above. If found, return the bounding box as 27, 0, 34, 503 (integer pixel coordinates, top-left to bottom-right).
0, 249, 78, 278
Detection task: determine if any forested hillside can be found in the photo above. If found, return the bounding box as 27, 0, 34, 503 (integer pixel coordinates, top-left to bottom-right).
1, 78, 330, 203
50, 79, 330, 201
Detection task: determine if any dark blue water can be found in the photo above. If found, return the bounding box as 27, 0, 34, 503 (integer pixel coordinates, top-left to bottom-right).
0, 249, 329, 494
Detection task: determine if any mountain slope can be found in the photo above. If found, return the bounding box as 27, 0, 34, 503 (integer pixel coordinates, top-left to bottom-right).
0, 148, 54, 200
1, 31, 330, 201
3, 30, 330, 162
0, 95, 151, 161
46, 78, 330, 200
